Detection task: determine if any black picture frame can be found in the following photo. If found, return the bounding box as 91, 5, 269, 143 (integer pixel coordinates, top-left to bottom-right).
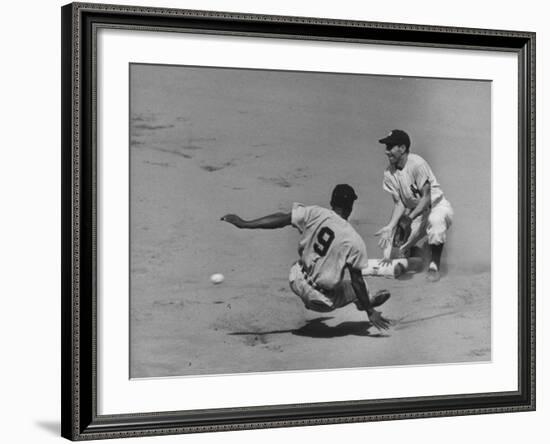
61, 2, 536, 440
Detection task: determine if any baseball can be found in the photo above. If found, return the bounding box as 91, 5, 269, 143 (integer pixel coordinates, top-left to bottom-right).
210, 273, 224, 284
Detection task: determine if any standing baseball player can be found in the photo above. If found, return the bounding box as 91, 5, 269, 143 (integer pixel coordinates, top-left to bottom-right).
221, 184, 391, 331
375, 129, 454, 282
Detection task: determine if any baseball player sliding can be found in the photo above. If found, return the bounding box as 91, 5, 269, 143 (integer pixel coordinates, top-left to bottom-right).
221, 184, 391, 332
375, 129, 454, 282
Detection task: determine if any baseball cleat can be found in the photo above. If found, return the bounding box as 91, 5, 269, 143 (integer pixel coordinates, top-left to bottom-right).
371, 289, 391, 308
426, 263, 441, 282
393, 262, 406, 278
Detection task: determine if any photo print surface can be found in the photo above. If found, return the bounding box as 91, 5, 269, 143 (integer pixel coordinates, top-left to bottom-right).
129, 63, 491, 378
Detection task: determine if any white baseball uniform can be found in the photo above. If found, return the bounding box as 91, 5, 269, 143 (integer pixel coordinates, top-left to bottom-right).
383, 153, 453, 245
288, 203, 369, 313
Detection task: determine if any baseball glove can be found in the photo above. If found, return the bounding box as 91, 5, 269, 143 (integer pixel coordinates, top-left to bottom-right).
393, 215, 412, 248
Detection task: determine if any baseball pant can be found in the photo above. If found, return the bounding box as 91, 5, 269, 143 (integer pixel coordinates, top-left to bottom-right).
405, 198, 454, 247
288, 262, 367, 313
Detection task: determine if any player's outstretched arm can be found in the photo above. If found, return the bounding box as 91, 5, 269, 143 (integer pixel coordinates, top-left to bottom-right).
349, 267, 391, 331
375, 197, 406, 250
221, 212, 291, 229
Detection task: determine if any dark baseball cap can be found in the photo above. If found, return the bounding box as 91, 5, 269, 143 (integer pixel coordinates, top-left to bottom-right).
331, 184, 358, 208
378, 129, 411, 149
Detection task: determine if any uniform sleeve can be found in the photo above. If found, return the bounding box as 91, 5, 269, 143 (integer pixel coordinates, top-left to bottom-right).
346, 238, 369, 270
291, 202, 309, 233
382, 172, 400, 201
412, 157, 433, 190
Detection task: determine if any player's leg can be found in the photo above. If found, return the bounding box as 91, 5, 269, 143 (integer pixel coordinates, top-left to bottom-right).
402, 211, 428, 252
332, 279, 390, 311
288, 263, 335, 312
425, 199, 454, 282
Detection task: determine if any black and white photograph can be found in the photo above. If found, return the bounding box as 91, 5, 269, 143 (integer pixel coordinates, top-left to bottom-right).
2, 0, 544, 443
129, 63, 491, 378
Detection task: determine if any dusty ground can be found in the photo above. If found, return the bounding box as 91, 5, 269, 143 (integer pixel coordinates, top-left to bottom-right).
129, 64, 491, 378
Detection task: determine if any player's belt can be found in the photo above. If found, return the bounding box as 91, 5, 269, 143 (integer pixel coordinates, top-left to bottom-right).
299, 263, 325, 294
431, 195, 443, 208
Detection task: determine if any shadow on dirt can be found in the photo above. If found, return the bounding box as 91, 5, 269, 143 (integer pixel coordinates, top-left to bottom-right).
229, 317, 389, 339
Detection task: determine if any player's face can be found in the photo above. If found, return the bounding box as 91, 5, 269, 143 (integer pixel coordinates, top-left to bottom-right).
385, 144, 405, 166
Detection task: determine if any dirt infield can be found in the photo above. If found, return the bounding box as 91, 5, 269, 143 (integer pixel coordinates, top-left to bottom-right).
129, 64, 491, 378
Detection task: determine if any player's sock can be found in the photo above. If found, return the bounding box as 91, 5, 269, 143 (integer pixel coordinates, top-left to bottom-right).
430, 243, 444, 270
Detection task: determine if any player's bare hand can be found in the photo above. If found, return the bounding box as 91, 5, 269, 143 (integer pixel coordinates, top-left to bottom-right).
375, 225, 393, 249
378, 257, 393, 267
221, 214, 246, 228
367, 309, 391, 331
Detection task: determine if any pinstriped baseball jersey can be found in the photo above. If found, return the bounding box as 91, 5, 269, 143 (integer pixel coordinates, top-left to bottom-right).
383, 153, 445, 209
291, 203, 368, 291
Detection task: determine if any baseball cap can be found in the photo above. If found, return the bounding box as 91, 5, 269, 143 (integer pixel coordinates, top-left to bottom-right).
378, 129, 411, 149
331, 184, 358, 208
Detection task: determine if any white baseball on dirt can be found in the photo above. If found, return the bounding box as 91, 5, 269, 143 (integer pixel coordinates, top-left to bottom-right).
210, 273, 224, 284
